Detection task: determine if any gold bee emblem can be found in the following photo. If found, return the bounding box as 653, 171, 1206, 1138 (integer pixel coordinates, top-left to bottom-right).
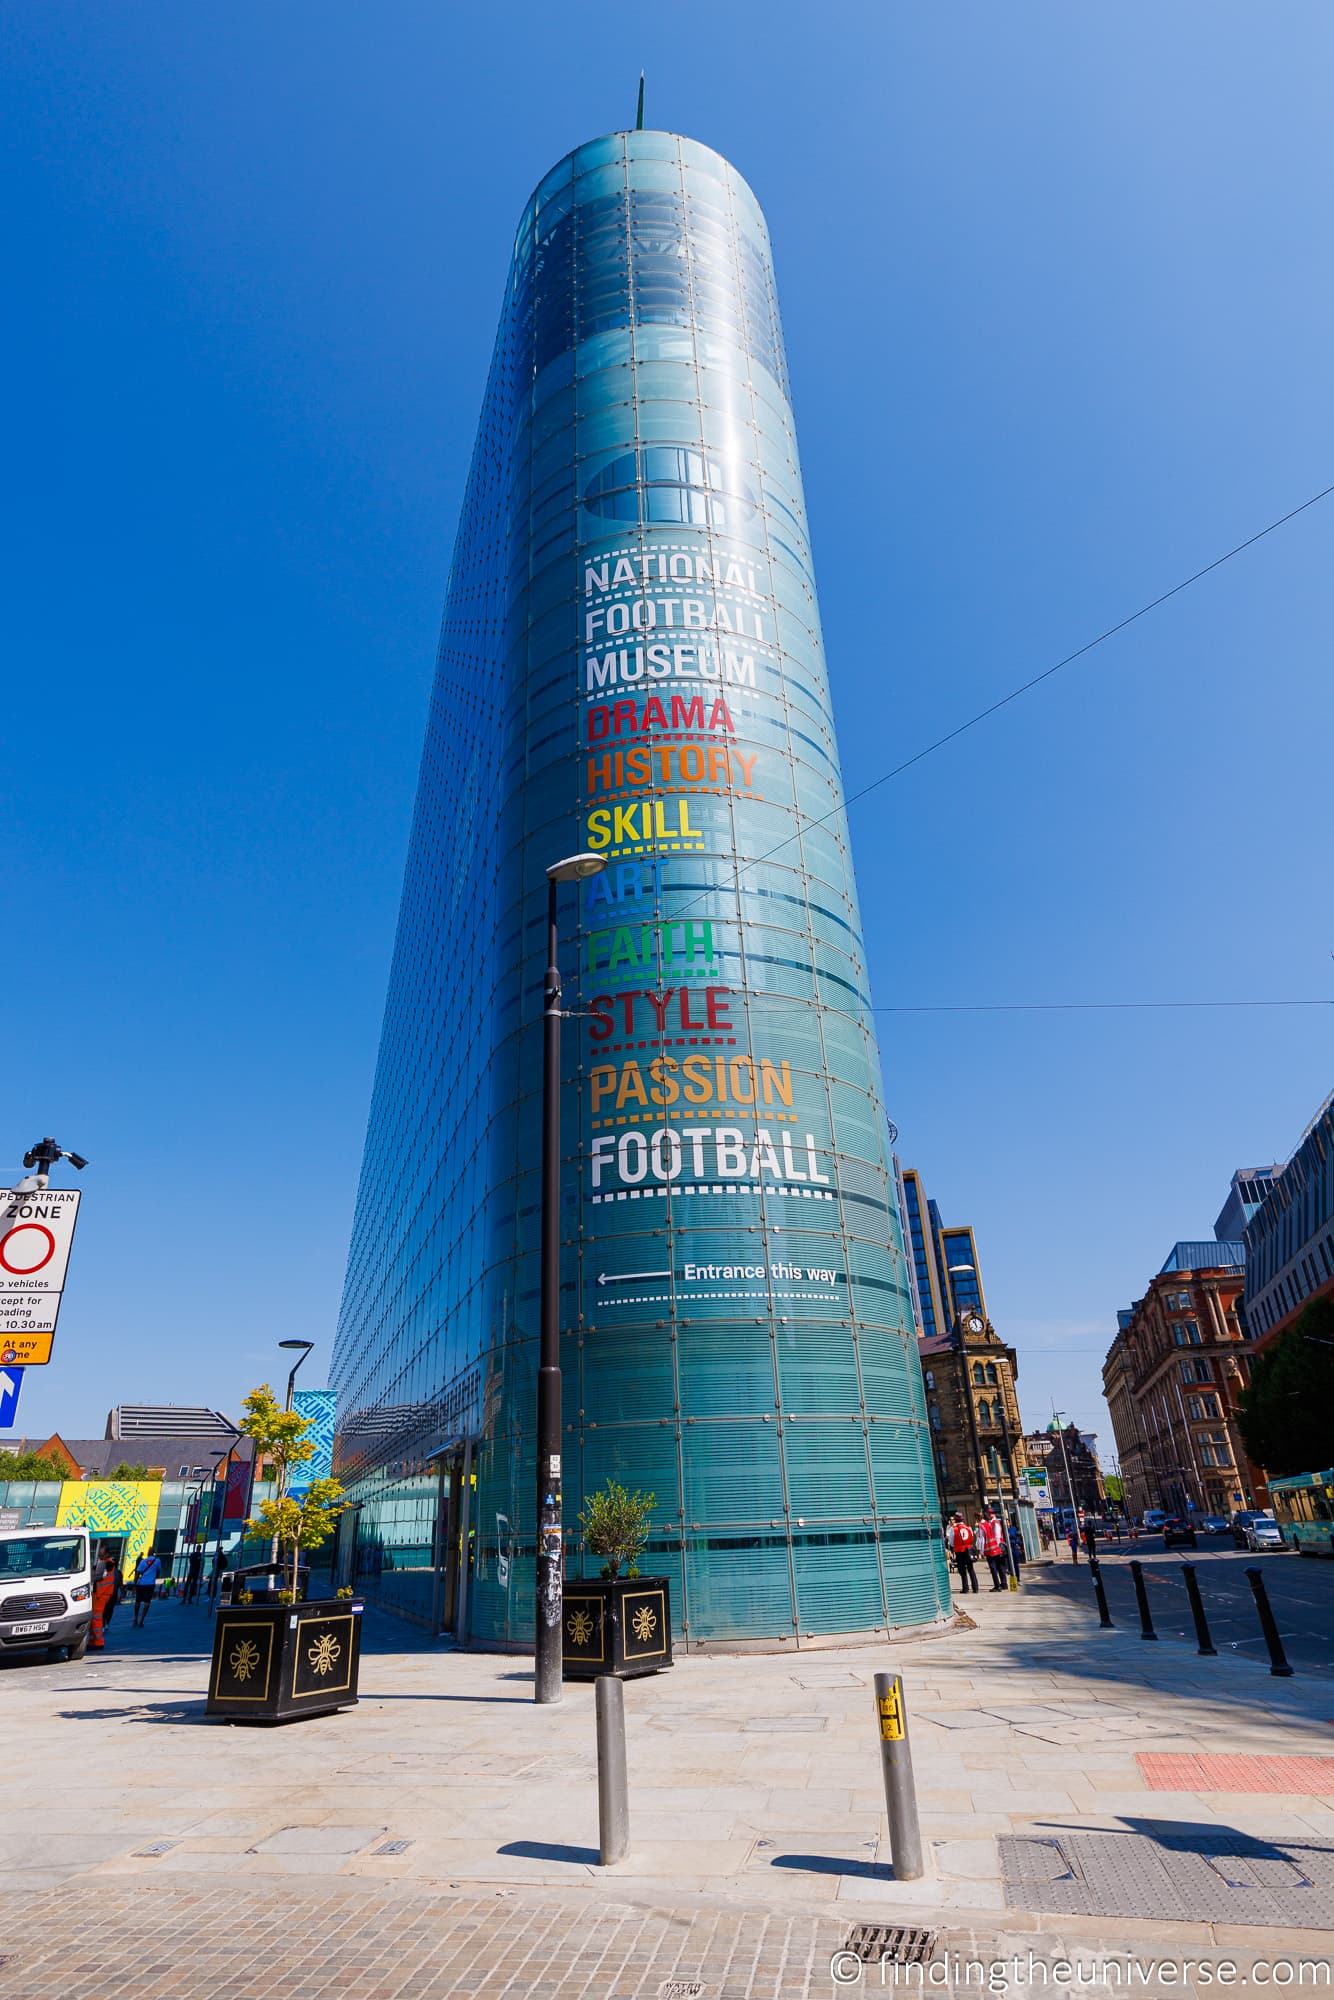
631, 1603, 658, 1643
567, 1608, 594, 1646
229, 1637, 262, 1683
307, 1631, 342, 1677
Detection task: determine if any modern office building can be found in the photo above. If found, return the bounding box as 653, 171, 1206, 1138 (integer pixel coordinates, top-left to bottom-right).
1213, 1167, 1281, 1247
896, 1164, 987, 1343
1243, 1090, 1334, 1346
330, 129, 949, 1647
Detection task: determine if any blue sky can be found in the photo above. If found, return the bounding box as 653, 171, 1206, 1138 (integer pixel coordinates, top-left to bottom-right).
4, 4, 1330, 1454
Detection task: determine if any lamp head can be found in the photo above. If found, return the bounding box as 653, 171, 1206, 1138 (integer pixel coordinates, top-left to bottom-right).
279, 1340, 315, 1353
546, 853, 607, 883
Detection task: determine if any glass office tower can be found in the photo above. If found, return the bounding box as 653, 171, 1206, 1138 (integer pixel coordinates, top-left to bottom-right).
331, 130, 949, 1644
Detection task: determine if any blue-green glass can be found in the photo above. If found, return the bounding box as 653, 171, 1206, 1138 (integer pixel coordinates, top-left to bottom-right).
331, 131, 948, 1645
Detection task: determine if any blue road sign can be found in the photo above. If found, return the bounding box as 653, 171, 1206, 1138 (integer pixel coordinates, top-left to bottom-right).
0, 1366, 23, 1429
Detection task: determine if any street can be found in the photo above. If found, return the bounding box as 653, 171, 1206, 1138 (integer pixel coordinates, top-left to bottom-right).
1038, 1539, 1334, 1673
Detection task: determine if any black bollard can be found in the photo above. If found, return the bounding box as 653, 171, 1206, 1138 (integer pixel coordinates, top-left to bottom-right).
1129, 1559, 1158, 1641
1245, 1565, 1294, 1677
1180, 1563, 1216, 1656
1090, 1558, 1114, 1629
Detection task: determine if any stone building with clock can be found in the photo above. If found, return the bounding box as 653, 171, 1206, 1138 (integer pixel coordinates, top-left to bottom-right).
896, 1162, 1031, 1522
919, 1310, 1030, 1522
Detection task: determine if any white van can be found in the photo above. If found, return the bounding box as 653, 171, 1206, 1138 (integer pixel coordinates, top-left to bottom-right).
0, 1525, 93, 1660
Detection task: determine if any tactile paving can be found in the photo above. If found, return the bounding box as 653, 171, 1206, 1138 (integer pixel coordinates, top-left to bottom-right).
999, 1828, 1334, 1927
1138, 1750, 1334, 1793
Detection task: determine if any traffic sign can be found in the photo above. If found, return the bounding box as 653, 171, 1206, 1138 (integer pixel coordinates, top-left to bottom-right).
0, 1365, 22, 1427
0, 1334, 53, 1366
0, 1188, 82, 1364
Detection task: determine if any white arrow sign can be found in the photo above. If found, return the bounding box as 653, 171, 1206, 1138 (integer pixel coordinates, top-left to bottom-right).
597, 1270, 672, 1287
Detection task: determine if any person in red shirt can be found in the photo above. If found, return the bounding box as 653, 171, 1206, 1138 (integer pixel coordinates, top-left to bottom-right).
979, 1509, 1008, 1590
946, 1513, 978, 1594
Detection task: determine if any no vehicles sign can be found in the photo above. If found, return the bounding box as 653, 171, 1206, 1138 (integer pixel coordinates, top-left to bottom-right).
0, 1188, 82, 1364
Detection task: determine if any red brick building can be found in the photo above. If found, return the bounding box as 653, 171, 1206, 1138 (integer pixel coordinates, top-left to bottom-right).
1103, 1245, 1266, 1522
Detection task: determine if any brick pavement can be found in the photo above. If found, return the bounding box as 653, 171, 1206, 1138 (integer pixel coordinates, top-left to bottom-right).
0, 1879, 848, 2000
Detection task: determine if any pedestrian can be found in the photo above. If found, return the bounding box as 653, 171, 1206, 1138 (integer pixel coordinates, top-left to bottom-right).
89, 1545, 118, 1650
1007, 1516, 1024, 1568
101, 1551, 123, 1627
979, 1508, 1008, 1590
132, 1547, 162, 1627
946, 1512, 979, 1594
184, 1547, 203, 1603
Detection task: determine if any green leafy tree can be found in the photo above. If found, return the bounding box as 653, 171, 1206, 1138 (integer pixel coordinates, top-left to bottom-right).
1237, 1296, 1334, 1477
579, 1479, 655, 1580
239, 1383, 344, 1597
108, 1461, 157, 1482
1103, 1475, 1124, 1506
0, 1449, 71, 1481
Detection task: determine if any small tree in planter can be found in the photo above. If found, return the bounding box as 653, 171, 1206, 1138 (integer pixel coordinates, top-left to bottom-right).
564, 1479, 672, 1679
206, 1384, 360, 1723
580, 1480, 655, 1580
239, 1383, 345, 1598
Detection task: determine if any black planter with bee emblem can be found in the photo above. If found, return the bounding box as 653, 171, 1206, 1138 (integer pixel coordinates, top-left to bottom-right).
561, 1575, 673, 1680
206, 1598, 364, 1723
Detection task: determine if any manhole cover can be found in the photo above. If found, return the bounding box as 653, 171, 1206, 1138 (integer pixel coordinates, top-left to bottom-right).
657, 1983, 705, 1999
374, 1838, 413, 1855
842, 1925, 937, 1965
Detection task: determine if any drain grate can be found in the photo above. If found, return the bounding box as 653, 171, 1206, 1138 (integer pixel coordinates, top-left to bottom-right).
842, 1925, 937, 1966
133, 1840, 181, 1858
373, 1838, 413, 1855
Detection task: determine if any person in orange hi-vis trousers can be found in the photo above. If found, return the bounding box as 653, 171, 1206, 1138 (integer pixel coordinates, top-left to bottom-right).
89, 1546, 118, 1650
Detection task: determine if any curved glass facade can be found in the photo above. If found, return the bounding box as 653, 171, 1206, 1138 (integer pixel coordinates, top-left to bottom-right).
331, 130, 950, 1643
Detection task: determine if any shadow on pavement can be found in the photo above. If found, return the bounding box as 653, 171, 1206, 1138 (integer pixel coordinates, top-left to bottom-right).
499, 1839, 599, 1865
770, 1853, 887, 1880
58, 1699, 209, 1725
957, 1567, 1332, 1733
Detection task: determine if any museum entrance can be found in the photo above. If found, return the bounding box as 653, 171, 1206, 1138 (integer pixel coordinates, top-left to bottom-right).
429, 1440, 476, 1640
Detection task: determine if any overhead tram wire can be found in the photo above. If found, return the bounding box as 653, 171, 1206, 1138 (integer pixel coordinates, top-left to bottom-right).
871, 997, 1333, 1015
656, 479, 1334, 927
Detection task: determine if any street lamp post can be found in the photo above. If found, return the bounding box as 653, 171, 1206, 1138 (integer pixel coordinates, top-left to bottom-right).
1052, 1407, 1079, 1561
207, 1425, 242, 1603
994, 1395, 1021, 1584
279, 1338, 315, 1411
271, 1340, 315, 1563
535, 851, 606, 1707
206, 1445, 229, 1597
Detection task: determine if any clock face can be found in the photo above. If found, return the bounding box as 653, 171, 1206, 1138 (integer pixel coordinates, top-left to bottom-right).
967, 1316, 984, 1333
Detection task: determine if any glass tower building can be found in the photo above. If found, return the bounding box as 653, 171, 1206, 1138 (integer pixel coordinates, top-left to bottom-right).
331, 129, 950, 1645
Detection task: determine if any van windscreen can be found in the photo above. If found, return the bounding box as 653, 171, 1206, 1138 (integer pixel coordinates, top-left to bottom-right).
0, 1534, 87, 1578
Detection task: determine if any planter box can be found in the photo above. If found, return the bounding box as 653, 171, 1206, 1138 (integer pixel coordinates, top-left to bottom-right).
206, 1597, 363, 1723
562, 1576, 673, 1680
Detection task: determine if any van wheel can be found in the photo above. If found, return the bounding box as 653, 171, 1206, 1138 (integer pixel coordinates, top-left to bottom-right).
66, 1634, 88, 1660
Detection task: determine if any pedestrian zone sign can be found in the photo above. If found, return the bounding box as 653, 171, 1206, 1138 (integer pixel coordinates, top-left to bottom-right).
0, 1187, 82, 1365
